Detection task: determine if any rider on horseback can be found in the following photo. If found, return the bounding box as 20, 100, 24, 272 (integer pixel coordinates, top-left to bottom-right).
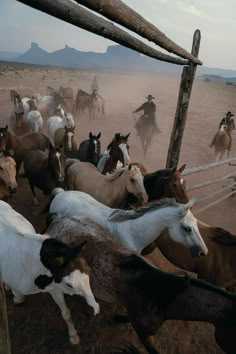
210, 111, 235, 150
133, 94, 160, 135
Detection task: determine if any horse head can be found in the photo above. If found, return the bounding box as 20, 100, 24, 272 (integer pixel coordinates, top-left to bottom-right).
49, 145, 66, 183
0, 153, 17, 194
88, 132, 101, 165
125, 164, 148, 205
0, 126, 9, 152
63, 126, 76, 152
108, 132, 131, 167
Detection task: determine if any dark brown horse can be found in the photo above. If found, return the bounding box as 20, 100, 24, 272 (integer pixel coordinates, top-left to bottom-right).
47, 216, 236, 354
0, 125, 50, 173
97, 133, 130, 174
127, 164, 189, 207
23, 145, 65, 205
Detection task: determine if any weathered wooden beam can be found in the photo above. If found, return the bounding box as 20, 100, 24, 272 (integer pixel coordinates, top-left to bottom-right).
17, 0, 189, 65
75, 0, 202, 65
183, 157, 236, 176
195, 190, 236, 215
166, 30, 201, 168
0, 281, 11, 354
187, 170, 236, 191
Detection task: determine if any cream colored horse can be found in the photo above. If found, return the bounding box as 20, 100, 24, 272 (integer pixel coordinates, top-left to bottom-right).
66, 162, 148, 208
0, 153, 17, 200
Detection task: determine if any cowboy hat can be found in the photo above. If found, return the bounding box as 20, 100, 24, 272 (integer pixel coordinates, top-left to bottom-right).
226, 111, 234, 117
146, 94, 155, 100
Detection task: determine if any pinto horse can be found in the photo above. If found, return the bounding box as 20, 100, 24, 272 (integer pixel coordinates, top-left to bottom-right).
0, 202, 99, 345
23, 145, 65, 205
47, 215, 236, 354
97, 133, 130, 174
0, 125, 50, 173
0, 151, 17, 200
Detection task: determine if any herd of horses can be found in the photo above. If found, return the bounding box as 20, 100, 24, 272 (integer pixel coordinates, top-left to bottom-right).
0, 87, 236, 354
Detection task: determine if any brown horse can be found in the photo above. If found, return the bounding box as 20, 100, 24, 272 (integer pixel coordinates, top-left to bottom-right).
0, 151, 17, 200
58, 86, 75, 113
0, 125, 50, 173
97, 133, 131, 174
75, 89, 91, 115
54, 126, 77, 154
47, 215, 236, 354
211, 125, 231, 160
143, 220, 236, 290
23, 145, 65, 205
127, 164, 189, 207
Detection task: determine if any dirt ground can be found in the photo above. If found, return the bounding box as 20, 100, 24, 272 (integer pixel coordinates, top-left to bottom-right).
1, 61, 236, 353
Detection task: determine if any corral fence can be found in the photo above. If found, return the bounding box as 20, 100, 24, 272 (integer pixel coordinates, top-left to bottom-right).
183, 157, 236, 215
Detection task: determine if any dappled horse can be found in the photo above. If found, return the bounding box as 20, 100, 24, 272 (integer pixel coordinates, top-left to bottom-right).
66, 163, 148, 209
23, 145, 65, 205
47, 215, 236, 354
0, 151, 17, 200
0, 202, 99, 345
97, 133, 130, 174
49, 189, 207, 256
0, 125, 50, 173
210, 124, 231, 160
127, 164, 189, 207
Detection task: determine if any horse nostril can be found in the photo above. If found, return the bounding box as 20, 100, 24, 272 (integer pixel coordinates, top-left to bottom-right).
199, 251, 205, 257
9, 187, 17, 194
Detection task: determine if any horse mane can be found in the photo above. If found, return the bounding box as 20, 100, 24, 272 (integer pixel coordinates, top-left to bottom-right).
210, 227, 236, 246
108, 198, 179, 222
104, 167, 127, 181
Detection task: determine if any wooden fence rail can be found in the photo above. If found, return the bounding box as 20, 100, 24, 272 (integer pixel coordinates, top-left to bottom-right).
183, 157, 236, 176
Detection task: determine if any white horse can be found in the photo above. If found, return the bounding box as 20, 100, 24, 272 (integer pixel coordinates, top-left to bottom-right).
47, 113, 75, 145
0, 201, 99, 345
26, 111, 43, 132
90, 92, 105, 120
49, 189, 208, 256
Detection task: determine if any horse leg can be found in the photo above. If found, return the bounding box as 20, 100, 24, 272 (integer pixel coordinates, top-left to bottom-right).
12, 289, 25, 304
28, 179, 39, 205
132, 324, 160, 354
50, 289, 80, 345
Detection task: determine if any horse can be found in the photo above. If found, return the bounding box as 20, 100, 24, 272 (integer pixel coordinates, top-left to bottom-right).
90, 90, 105, 120
32, 92, 67, 119
23, 146, 65, 205
75, 132, 101, 166
97, 133, 130, 174
127, 164, 189, 207
135, 115, 154, 155
10, 90, 30, 135
26, 110, 43, 133
47, 113, 75, 145
59, 86, 75, 113
0, 202, 99, 345
0, 151, 17, 200
49, 188, 207, 256
46, 215, 236, 354
211, 125, 231, 160
66, 163, 148, 209
142, 220, 236, 291
0, 125, 50, 173
54, 126, 77, 154
75, 89, 92, 115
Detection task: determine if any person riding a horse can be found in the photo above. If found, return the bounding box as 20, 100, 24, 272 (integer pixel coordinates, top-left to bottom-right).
210, 111, 235, 150
133, 94, 160, 136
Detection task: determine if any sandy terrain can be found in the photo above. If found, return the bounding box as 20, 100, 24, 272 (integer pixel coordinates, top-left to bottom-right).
0, 61, 236, 353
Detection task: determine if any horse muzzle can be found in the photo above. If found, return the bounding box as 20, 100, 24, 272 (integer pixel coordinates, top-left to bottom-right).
189, 245, 208, 258
9, 186, 17, 194
138, 193, 149, 205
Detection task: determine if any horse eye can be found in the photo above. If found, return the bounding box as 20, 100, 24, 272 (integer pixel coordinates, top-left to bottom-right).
183, 226, 192, 233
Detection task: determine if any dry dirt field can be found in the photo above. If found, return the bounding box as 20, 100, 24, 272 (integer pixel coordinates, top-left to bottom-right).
0, 61, 236, 354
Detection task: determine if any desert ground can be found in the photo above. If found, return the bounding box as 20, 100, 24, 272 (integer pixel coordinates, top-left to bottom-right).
0, 61, 236, 353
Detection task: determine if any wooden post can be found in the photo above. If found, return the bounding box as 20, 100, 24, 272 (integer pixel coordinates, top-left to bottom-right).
166, 30, 201, 168
0, 281, 11, 354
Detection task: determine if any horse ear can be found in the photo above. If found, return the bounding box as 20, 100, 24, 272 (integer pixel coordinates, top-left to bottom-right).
171, 166, 177, 174
180, 198, 197, 216
97, 132, 101, 139
5, 125, 8, 131
115, 133, 120, 140
124, 133, 130, 140
178, 164, 186, 173
89, 132, 92, 139
64, 126, 68, 132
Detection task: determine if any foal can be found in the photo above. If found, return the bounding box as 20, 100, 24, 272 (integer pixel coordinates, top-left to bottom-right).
23, 145, 65, 205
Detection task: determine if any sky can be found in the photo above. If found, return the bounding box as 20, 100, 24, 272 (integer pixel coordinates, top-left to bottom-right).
0, 0, 236, 70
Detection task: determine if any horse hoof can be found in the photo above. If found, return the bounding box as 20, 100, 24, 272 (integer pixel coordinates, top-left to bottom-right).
70, 334, 80, 345
13, 295, 25, 304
